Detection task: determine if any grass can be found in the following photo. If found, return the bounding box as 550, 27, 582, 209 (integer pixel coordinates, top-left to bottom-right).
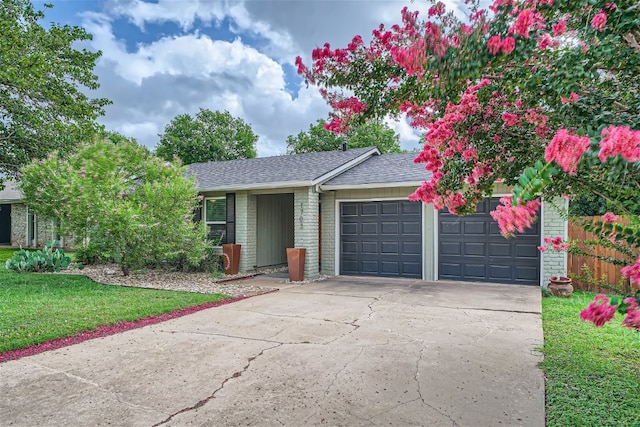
542, 291, 640, 426
0, 247, 231, 354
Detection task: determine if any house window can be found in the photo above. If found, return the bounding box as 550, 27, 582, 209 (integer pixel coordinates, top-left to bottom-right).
205, 197, 226, 244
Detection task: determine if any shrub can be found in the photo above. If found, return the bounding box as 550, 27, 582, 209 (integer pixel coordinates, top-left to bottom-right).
5, 242, 71, 273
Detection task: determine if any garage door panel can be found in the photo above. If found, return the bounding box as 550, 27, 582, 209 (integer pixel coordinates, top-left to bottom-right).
439, 198, 540, 285
342, 223, 358, 235
440, 241, 460, 255
402, 241, 421, 255
361, 222, 378, 234
464, 242, 486, 256
381, 203, 399, 215
361, 241, 378, 254
340, 201, 422, 278
381, 222, 399, 235
440, 221, 461, 235
402, 221, 421, 235
464, 221, 486, 234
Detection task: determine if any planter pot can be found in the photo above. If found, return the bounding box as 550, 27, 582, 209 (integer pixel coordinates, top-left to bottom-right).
548, 276, 573, 297
286, 248, 306, 282
222, 244, 241, 275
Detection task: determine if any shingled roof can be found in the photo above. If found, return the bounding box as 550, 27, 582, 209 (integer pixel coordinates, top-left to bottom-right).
187, 147, 379, 192
320, 153, 429, 189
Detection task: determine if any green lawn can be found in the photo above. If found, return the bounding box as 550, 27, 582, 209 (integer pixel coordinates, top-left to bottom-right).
542, 291, 640, 426
0, 248, 230, 354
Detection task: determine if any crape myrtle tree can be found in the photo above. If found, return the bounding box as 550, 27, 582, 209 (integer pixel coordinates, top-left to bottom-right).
0, 0, 110, 184
19, 139, 207, 276
156, 109, 258, 164
296, 0, 640, 328
286, 119, 403, 154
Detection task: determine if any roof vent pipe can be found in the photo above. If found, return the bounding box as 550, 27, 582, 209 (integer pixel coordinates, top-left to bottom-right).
342, 141, 347, 152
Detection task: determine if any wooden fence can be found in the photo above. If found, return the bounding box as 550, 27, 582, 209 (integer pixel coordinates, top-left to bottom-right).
567, 216, 637, 294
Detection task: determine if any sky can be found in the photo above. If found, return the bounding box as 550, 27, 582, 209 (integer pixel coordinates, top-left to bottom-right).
32, 0, 466, 157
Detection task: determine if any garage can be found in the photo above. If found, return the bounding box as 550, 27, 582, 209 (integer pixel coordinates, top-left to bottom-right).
340, 200, 422, 278
438, 198, 540, 285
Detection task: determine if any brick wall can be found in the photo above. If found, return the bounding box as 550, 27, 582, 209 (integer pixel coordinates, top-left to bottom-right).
320, 192, 336, 275
542, 198, 568, 287
294, 188, 319, 279
235, 191, 257, 272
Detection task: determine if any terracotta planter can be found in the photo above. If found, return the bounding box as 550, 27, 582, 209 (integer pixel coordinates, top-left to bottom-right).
222, 244, 241, 275
548, 276, 573, 297
286, 248, 306, 282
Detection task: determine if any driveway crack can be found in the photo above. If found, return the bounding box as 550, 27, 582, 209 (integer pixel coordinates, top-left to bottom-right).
413, 346, 460, 427
152, 343, 282, 426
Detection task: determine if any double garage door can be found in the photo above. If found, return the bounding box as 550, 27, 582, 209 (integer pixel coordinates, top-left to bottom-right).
339, 198, 540, 284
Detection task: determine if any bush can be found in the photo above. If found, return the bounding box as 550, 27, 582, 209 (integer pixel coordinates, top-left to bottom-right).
74, 242, 111, 265
5, 242, 72, 273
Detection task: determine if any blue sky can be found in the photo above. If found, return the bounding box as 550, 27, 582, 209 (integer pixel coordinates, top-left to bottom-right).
33, 0, 457, 156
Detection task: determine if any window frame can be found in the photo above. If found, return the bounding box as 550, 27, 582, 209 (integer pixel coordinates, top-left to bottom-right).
204, 196, 227, 244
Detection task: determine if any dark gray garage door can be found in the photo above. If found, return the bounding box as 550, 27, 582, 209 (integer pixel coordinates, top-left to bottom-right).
340, 201, 422, 278
438, 198, 540, 285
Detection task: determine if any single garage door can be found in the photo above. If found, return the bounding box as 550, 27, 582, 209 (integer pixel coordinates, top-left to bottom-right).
340, 200, 422, 278
438, 198, 540, 285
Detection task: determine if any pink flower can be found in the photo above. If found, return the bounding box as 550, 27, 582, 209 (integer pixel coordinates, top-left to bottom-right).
598, 125, 640, 163
543, 236, 569, 251
622, 307, 640, 330
591, 12, 607, 31
545, 129, 591, 175
552, 19, 567, 36
602, 212, 618, 223
501, 36, 516, 54
501, 112, 519, 127
560, 92, 579, 104
490, 196, 541, 237
537, 246, 547, 253
513, 9, 534, 38
580, 294, 617, 327
620, 256, 640, 286
488, 35, 502, 55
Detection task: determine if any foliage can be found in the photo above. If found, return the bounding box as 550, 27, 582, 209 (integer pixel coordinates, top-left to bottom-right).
18, 139, 207, 275
0, 0, 110, 184
156, 109, 258, 164
541, 292, 640, 426
297, 0, 640, 285
0, 271, 229, 353
5, 242, 71, 273
286, 119, 403, 154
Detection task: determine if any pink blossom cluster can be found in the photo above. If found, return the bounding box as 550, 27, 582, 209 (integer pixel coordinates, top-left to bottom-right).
544, 128, 591, 175
487, 35, 516, 55
580, 294, 640, 330
620, 255, 640, 286
579, 294, 617, 327
538, 236, 569, 252
490, 196, 541, 236
598, 125, 640, 163
591, 11, 607, 31
560, 92, 579, 104
602, 212, 618, 223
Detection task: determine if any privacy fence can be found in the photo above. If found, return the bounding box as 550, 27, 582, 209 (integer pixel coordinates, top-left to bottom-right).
568, 216, 637, 294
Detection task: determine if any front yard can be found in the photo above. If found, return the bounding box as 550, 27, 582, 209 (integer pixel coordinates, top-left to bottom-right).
0, 249, 231, 355
542, 292, 640, 426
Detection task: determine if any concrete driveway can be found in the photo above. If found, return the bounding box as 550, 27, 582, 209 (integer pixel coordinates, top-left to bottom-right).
0, 276, 545, 426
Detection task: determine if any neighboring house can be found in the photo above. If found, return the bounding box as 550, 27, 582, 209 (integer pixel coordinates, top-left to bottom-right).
0, 181, 64, 248
188, 147, 567, 287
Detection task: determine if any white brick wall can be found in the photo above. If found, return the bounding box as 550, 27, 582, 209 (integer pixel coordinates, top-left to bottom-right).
542, 198, 568, 287
320, 192, 335, 275
10, 203, 69, 249
235, 192, 257, 272
294, 188, 319, 279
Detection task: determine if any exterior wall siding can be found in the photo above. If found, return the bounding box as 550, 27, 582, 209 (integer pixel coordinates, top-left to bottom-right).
235, 191, 258, 272
542, 197, 569, 287
294, 187, 319, 279
320, 192, 336, 276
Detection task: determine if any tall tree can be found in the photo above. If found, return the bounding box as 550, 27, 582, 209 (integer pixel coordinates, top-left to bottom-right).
156, 109, 258, 164
0, 0, 110, 183
19, 139, 207, 276
286, 119, 403, 154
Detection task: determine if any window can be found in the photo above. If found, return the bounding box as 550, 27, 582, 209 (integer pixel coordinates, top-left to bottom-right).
205, 197, 226, 244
